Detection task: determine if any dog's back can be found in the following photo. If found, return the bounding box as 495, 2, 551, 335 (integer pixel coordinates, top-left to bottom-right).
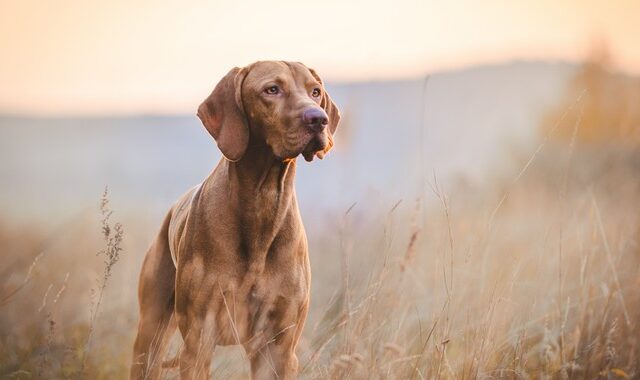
167, 183, 201, 267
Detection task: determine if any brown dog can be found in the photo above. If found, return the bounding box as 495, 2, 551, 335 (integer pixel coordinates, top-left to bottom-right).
130, 61, 340, 380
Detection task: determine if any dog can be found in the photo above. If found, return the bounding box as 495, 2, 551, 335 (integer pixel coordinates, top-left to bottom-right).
130, 61, 340, 380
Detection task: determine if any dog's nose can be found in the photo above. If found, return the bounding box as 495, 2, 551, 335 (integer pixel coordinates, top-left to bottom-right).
302, 108, 328, 132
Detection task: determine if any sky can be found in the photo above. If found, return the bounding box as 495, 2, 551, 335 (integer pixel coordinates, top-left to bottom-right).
1, 0, 639, 116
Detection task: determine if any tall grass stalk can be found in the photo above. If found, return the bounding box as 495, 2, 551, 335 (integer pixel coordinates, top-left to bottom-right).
80, 186, 124, 373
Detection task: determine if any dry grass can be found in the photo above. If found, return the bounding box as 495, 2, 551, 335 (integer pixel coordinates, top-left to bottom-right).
301, 156, 639, 379
1, 137, 638, 379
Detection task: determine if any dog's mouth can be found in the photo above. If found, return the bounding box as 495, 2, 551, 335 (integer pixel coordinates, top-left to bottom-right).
301, 132, 329, 162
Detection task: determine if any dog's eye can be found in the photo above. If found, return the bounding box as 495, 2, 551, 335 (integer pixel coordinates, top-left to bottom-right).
264, 86, 280, 95
311, 88, 321, 98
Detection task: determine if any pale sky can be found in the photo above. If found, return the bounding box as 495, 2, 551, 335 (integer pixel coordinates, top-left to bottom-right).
1, 0, 639, 116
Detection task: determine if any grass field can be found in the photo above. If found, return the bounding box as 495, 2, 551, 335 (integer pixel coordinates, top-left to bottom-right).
1, 132, 638, 379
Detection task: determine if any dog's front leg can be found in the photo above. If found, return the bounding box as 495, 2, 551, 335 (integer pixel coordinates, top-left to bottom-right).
247, 301, 308, 380
248, 336, 299, 380
176, 306, 217, 380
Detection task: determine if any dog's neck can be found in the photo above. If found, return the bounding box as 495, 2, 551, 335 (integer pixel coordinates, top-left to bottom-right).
227, 143, 297, 199
215, 143, 298, 266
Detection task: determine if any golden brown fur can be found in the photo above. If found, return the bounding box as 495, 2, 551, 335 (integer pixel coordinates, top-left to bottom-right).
130, 61, 340, 379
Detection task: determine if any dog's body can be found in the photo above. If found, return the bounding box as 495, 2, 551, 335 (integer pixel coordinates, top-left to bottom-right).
130, 61, 340, 380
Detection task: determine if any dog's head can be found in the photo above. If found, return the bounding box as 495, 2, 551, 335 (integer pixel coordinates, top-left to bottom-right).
197, 61, 340, 162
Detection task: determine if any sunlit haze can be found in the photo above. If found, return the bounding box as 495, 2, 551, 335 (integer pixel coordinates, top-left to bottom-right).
1, 0, 639, 115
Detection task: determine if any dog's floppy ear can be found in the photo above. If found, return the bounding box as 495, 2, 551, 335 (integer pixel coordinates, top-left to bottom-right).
197, 67, 249, 162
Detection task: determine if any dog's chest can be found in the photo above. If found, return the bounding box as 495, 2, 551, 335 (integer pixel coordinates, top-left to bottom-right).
208, 264, 308, 347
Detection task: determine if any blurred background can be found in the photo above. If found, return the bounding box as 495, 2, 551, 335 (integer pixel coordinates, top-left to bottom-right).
1, 1, 639, 378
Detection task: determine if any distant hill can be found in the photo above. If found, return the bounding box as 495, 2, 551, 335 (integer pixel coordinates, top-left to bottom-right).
0, 61, 577, 224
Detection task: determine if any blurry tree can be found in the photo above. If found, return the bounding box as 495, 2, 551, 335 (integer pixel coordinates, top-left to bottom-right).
542, 42, 640, 145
